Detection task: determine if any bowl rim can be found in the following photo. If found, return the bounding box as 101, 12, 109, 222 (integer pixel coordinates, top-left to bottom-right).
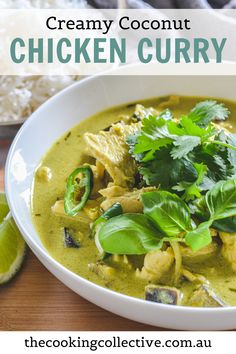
5, 65, 236, 317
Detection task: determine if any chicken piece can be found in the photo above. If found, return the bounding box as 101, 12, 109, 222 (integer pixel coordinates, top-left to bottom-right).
188, 285, 226, 307
90, 164, 105, 199
83, 200, 101, 221
219, 232, 236, 272
181, 268, 207, 284
109, 121, 141, 137
134, 104, 159, 120
88, 261, 115, 280
145, 285, 182, 305
36, 165, 52, 182
112, 254, 133, 270
95, 161, 105, 179
210, 228, 218, 237
84, 121, 141, 188
136, 248, 174, 283
180, 242, 218, 265
158, 95, 180, 110
99, 185, 128, 198
51, 200, 90, 223
99, 186, 156, 213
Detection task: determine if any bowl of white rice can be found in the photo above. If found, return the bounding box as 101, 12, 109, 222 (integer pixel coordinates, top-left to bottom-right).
0, 75, 80, 138
0, 0, 86, 138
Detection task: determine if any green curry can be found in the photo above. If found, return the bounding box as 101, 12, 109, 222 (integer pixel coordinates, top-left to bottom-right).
32, 95, 236, 307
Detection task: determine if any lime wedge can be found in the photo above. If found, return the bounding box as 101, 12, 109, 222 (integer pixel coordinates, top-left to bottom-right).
0, 193, 26, 284
0, 192, 9, 221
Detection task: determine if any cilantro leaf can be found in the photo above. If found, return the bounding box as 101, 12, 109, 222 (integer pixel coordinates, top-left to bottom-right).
200, 176, 216, 191
133, 116, 174, 155
191, 147, 231, 182
168, 116, 215, 138
140, 148, 197, 190
127, 100, 236, 201
188, 100, 230, 126
173, 163, 207, 201
171, 136, 201, 159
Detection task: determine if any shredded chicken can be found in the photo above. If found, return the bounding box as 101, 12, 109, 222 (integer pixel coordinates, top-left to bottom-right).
182, 269, 207, 284
219, 232, 236, 272
180, 242, 218, 265
51, 200, 90, 222
136, 248, 174, 283
134, 104, 159, 119
90, 164, 105, 199
188, 285, 226, 307
99, 185, 156, 213
84, 121, 141, 188
88, 261, 115, 280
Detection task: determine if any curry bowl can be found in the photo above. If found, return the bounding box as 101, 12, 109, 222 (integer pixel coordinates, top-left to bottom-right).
5, 67, 236, 330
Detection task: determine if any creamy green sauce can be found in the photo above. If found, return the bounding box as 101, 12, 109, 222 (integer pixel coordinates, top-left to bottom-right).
32, 95, 236, 306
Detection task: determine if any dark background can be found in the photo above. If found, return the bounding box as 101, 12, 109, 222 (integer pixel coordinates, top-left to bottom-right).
88, 0, 236, 9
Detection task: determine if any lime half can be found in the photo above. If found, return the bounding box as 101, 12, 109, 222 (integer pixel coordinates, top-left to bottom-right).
0, 192, 26, 284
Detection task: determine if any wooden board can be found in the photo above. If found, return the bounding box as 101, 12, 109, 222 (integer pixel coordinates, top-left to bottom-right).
0, 140, 160, 331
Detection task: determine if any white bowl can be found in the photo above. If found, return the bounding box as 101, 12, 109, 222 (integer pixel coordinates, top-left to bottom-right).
5, 65, 236, 330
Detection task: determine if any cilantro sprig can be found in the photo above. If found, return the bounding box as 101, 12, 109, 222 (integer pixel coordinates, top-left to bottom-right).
127, 100, 236, 202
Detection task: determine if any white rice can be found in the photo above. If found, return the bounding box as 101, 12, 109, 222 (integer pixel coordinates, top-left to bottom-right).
0, 0, 86, 123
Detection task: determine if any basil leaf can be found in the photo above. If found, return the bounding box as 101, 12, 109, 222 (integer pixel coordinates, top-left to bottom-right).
185, 221, 212, 252
191, 193, 236, 233
98, 214, 164, 255
206, 179, 236, 220
212, 217, 236, 233
141, 191, 192, 237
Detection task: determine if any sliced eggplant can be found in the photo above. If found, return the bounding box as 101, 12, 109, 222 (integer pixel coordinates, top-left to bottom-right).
188, 285, 226, 307
63, 228, 80, 248
145, 285, 182, 305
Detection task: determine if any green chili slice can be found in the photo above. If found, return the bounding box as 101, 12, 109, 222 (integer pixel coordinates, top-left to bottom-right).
64, 166, 93, 216
91, 202, 123, 237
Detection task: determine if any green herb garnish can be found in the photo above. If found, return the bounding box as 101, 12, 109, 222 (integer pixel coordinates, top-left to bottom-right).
98, 180, 236, 254
97, 101, 236, 255
127, 100, 236, 202
98, 213, 167, 255
91, 202, 123, 237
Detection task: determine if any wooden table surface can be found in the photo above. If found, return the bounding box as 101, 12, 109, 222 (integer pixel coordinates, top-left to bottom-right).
0, 139, 159, 331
